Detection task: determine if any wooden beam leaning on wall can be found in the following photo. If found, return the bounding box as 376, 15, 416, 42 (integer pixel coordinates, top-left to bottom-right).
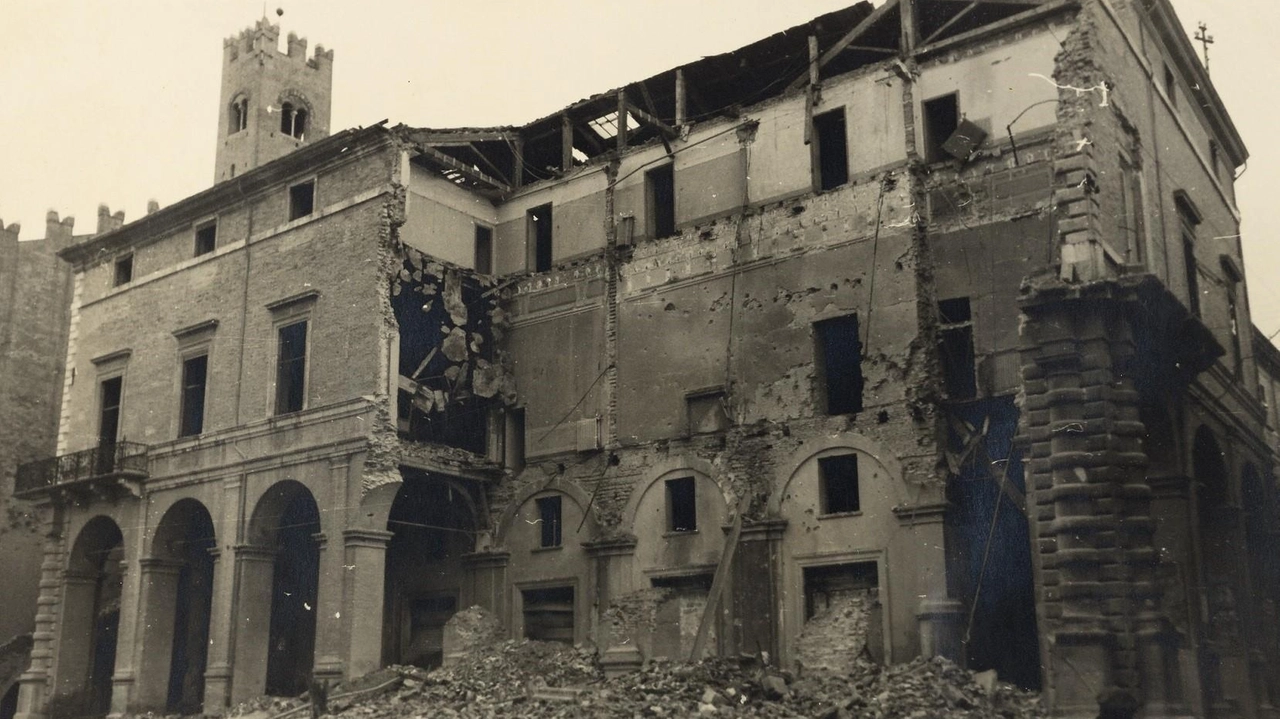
786, 0, 902, 92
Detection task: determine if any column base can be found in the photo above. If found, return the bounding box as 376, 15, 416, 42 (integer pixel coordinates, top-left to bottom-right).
313, 658, 345, 684
14, 672, 49, 719
600, 645, 644, 678
202, 664, 233, 715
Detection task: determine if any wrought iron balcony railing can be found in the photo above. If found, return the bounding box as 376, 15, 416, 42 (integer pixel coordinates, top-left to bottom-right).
14, 441, 149, 497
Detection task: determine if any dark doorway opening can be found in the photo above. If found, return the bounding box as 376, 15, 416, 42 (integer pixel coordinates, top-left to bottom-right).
264, 492, 321, 697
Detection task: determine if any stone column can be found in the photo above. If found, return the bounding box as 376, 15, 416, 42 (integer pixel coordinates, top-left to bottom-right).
50, 571, 99, 699
108, 557, 139, 717
131, 558, 184, 712
342, 529, 392, 680
733, 520, 786, 661
584, 538, 637, 675
201, 546, 234, 714
228, 545, 276, 705
461, 549, 511, 620
16, 503, 66, 719
310, 532, 343, 684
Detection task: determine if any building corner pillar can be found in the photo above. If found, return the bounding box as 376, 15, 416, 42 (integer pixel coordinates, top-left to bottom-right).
341, 529, 392, 681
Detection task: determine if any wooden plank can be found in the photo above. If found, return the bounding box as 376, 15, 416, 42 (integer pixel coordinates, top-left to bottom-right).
900, 0, 919, 54
625, 102, 677, 138
468, 143, 512, 186
923, 0, 980, 44
616, 90, 629, 151
675, 68, 687, 127
786, 0, 901, 91
512, 135, 524, 189
416, 145, 511, 193
689, 493, 750, 660
561, 114, 575, 172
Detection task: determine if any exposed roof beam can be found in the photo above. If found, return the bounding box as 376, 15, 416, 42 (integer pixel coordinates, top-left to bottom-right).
405, 130, 513, 144
786, 0, 901, 91
467, 143, 513, 186
624, 101, 678, 138
414, 145, 511, 193
923, 0, 982, 44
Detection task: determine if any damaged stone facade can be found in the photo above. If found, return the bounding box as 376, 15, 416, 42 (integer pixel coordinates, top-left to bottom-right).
9, 2, 1279, 719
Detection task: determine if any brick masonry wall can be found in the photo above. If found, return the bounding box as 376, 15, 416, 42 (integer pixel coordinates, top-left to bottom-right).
0, 216, 76, 643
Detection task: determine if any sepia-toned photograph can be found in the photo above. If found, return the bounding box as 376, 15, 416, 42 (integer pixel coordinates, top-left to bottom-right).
1, 1, 1277, 717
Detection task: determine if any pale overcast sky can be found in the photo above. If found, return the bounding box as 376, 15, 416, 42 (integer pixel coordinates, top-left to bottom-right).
2, 1, 1276, 332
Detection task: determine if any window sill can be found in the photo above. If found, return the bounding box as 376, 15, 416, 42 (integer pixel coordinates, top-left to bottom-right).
818, 511, 862, 520
663, 529, 699, 538
532, 545, 563, 553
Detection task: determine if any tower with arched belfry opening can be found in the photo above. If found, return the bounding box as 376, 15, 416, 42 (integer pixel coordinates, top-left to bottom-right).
214, 19, 333, 184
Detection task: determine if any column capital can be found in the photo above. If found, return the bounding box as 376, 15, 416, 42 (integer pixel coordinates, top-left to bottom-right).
139, 557, 185, 575
462, 549, 512, 568
62, 569, 99, 585
232, 544, 277, 563
893, 502, 948, 526
739, 518, 788, 542
342, 528, 393, 548
583, 537, 636, 558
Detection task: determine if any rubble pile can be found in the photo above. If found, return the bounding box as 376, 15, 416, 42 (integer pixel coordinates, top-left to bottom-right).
300, 642, 1044, 719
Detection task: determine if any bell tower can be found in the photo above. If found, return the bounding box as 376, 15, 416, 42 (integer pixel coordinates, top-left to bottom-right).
214, 19, 333, 183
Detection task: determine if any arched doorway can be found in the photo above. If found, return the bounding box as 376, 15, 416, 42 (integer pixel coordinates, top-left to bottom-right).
248, 482, 321, 697
64, 517, 125, 717
382, 474, 476, 669
150, 500, 216, 713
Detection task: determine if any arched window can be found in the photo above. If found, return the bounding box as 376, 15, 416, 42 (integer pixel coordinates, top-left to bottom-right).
280, 101, 307, 140
230, 96, 249, 135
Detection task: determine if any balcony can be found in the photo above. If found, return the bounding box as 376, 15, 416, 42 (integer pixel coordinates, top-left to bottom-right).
14, 441, 148, 499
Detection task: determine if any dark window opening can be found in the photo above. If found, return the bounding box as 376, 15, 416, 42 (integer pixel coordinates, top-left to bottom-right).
522, 586, 574, 643
474, 225, 493, 274
289, 180, 315, 221
923, 94, 960, 164
179, 354, 208, 438
113, 255, 133, 287
275, 321, 307, 415
506, 408, 526, 472
814, 314, 863, 415
646, 164, 676, 239
813, 108, 849, 191
528, 204, 553, 272
1178, 199, 1201, 316
686, 390, 729, 435
819, 454, 860, 514
1119, 157, 1145, 263
99, 376, 123, 446
938, 297, 977, 400
1228, 291, 1242, 377
804, 562, 878, 620
195, 221, 217, 257
280, 102, 307, 140
1164, 64, 1177, 107
1209, 141, 1221, 181
230, 97, 248, 135
536, 495, 562, 548
666, 476, 697, 533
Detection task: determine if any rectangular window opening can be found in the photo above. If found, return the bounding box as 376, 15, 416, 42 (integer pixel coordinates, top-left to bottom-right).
646, 164, 676, 239
666, 476, 697, 533
923, 94, 960, 164
179, 354, 208, 438
194, 221, 217, 257
289, 180, 316, 221
938, 297, 977, 400
99, 376, 123, 446
113, 255, 133, 287
505, 408, 526, 472
1119, 157, 1145, 263
819, 454, 860, 515
1178, 201, 1201, 317
1164, 63, 1177, 107
536, 495, 562, 548
1228, 291, 1242, 377
814, 315, 863, 415
686, 390, 729, 435
803, 562, 878, 622
522, 586, 575, 644
275, 320, 308, 415
474, 225, 493, 274
528, 203, 553, 272
813, 108, 849, 191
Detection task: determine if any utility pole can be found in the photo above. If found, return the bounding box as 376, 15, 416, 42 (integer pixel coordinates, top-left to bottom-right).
1195, 21, 1215, 72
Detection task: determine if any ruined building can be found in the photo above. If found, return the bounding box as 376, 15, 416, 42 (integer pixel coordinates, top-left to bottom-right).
8, 1, 1280, 717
